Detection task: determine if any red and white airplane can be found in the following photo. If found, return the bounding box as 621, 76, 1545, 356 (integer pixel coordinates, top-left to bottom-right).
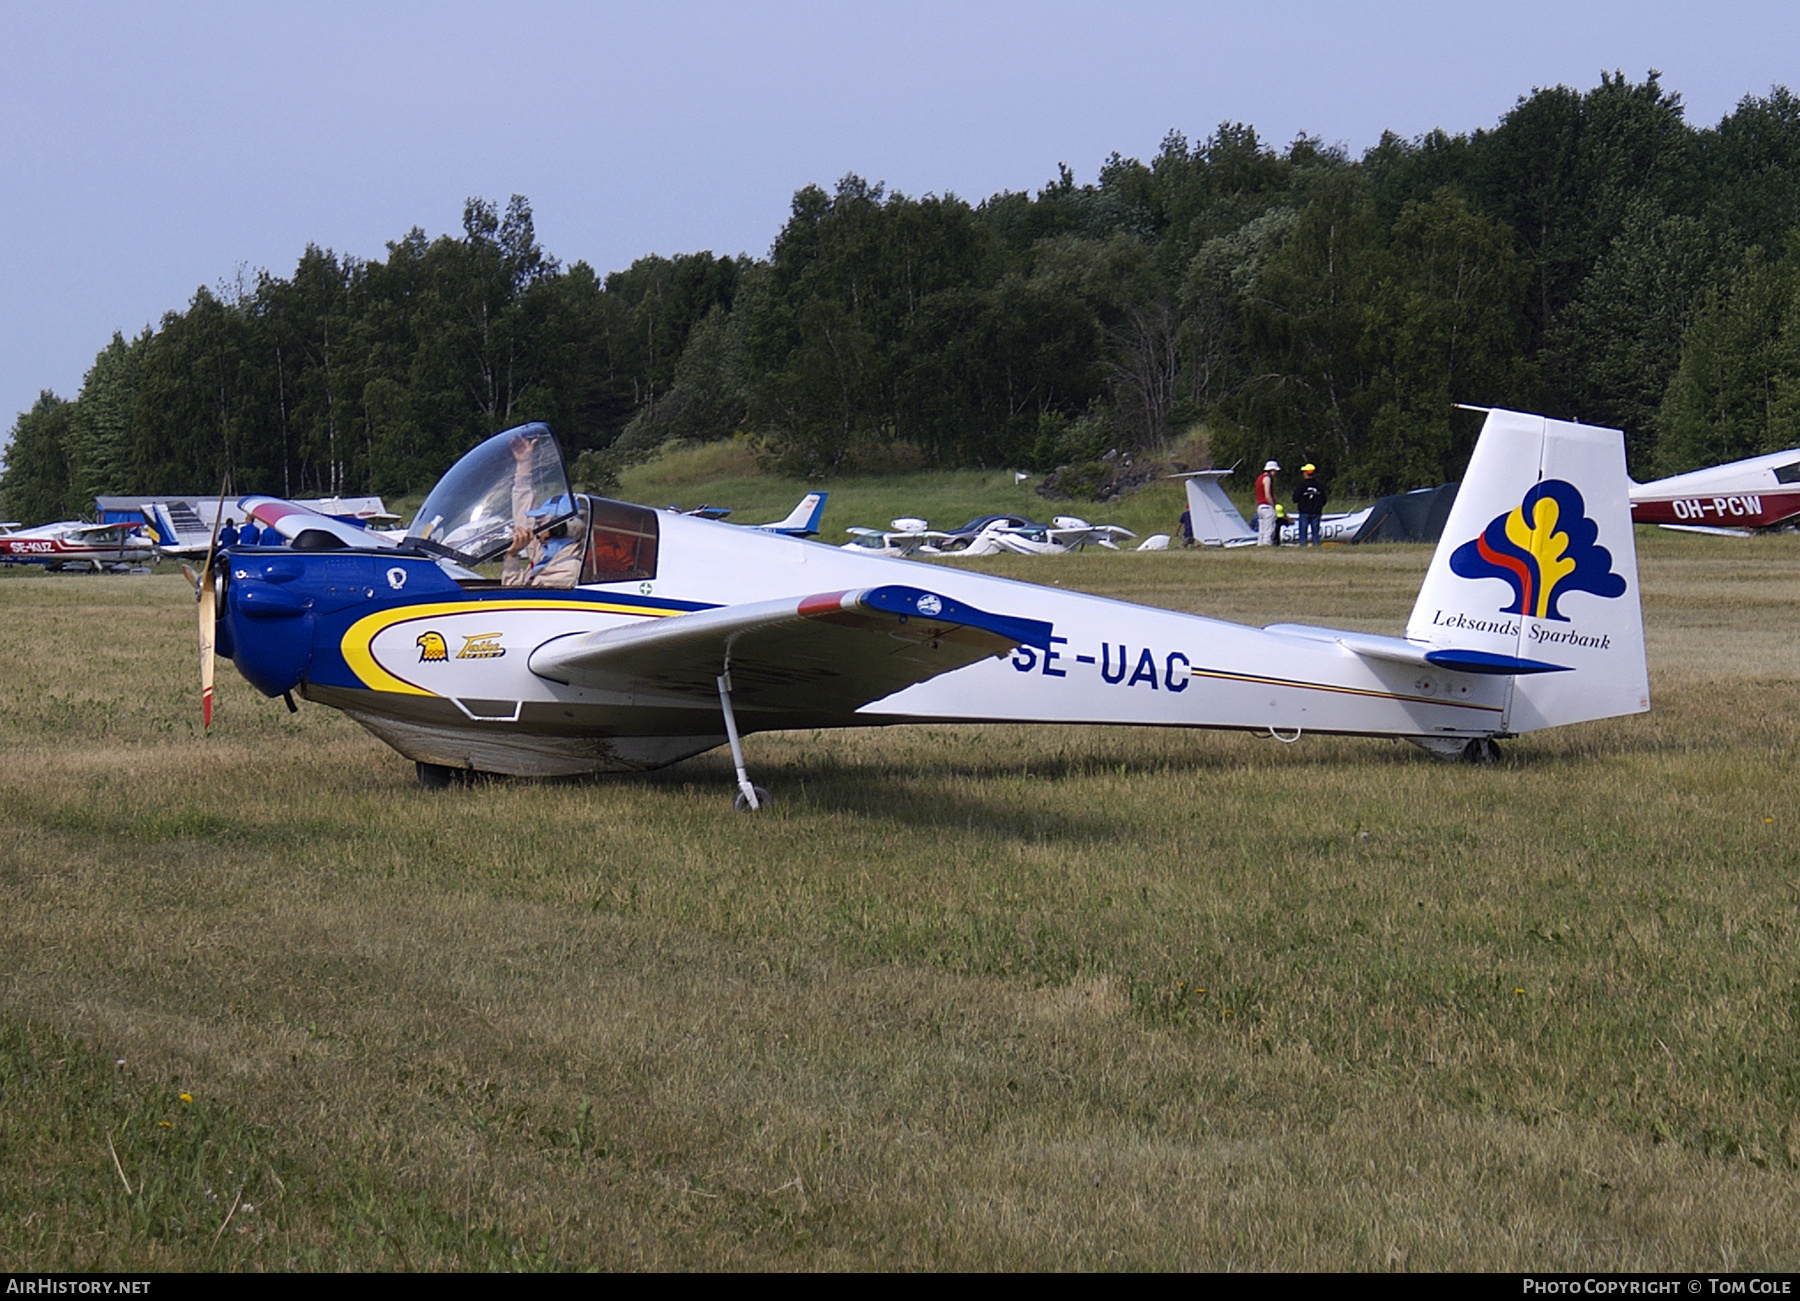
1629, 449, 1800, 535
0, 520, 157, 571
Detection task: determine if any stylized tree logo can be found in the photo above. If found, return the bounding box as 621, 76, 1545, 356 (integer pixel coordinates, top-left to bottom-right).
1449, 480, 1626, 621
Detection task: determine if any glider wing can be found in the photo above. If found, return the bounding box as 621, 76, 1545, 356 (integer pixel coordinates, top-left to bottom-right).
529, 584, 1052, 713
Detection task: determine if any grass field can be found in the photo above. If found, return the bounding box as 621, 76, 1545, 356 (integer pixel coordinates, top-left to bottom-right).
2, 525, 1799, 1270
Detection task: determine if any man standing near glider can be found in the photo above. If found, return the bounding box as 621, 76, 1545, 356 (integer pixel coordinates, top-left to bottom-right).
1295, 463, 1327, 547
1255, 460, 1279, 546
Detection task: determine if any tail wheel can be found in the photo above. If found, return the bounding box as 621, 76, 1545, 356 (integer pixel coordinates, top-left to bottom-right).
1461, 738, 1502, 765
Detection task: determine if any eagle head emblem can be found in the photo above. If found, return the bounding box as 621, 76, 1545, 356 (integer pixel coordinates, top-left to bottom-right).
416, 631, 448, 662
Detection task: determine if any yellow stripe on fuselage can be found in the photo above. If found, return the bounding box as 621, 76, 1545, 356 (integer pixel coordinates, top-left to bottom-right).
340, 598, 676, 697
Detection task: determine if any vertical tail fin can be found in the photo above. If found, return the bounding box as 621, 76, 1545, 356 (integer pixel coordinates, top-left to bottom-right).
1174, 472, 1257, 547
1406, 409, 1648, 732
759, 492, 827, 536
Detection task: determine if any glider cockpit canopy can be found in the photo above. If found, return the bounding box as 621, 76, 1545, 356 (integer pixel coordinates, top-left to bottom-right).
404, 423, 576, 565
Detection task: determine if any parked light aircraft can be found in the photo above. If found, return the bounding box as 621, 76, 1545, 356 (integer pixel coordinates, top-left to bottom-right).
148, 496, 398, 557
842, 521, 952, 557
1174, 468, 1369, 546
0, 520, 156, 571
1628, 449, 1800, 534
751, 492, 828, 537
958, 517, 1139, 556
843, 513, 1140, 557
197, 410, 1648, 803
669, 492, 827, 537
1174, 471, 1458, 546
842, 515, 1046, 558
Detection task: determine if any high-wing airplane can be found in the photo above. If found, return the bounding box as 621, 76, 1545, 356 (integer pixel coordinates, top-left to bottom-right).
958, 516, 1139, 556
841, 514, 1030, 557
844, 513, 1139, 558
200, 409, 1648, 804
0, 520, 156, 571
842, 519, 955, 557
1628, 449, 1800, 534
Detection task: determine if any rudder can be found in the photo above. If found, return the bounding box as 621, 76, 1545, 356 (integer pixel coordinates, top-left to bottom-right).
1405, 409, 1648, 732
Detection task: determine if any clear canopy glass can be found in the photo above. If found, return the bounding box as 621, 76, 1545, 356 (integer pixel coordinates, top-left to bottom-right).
404, 423, 576, 565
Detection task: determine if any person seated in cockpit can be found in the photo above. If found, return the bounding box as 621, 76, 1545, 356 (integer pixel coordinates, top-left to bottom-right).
500, 429, 585, 587
502, 510, 584, 587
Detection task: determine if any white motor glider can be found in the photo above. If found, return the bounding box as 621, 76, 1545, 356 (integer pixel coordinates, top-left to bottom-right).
203, 409, 1649, 803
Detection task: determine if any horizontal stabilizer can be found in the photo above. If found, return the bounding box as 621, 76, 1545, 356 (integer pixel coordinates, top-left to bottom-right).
1264, 623, 1566, 675
1422, 649, 1569, 676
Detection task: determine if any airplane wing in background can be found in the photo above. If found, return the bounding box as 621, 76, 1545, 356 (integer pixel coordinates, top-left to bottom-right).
528, 584, 1051, 715
1046, 523, 1136, 550
241, 496, 400, 550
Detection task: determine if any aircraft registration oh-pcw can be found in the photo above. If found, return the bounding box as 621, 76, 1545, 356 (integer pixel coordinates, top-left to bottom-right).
201, 409, 1649, 803
1628, 448, 1800, 535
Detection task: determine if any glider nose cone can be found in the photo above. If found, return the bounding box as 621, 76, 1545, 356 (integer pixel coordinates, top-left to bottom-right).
224, 578, 314, 698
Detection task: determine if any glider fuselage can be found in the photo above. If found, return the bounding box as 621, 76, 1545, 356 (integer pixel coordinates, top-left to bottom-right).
222, 511, 1508, 777
216, 409, 1650, 780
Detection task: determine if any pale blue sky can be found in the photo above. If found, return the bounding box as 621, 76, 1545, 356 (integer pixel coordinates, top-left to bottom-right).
2, 1, 1793, 437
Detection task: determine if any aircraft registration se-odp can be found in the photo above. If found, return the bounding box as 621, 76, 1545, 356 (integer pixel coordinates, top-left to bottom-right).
200, 408, 1649, 804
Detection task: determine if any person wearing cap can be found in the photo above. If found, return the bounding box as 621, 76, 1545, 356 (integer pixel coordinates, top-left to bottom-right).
502, 432, 585, 588
1255, 460, 1280, 546
1294, 463, 1327, 547
503, 507, 585, 588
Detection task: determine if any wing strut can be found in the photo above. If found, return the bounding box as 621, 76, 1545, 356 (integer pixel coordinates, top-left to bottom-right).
716, 667, 767, 812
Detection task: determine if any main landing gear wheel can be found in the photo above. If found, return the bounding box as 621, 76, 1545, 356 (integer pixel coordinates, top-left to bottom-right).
733, 785, 772, 813
417, 760, 458, 789
1461, 738, 1502, 765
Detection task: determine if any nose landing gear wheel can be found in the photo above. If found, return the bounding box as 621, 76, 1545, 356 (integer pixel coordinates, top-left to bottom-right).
1461, 738, 1502, 765
733, 785, 772, 813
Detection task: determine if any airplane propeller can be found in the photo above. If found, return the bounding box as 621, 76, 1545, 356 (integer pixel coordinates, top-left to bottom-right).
198, 561, 216, 728
180, 560, 217, 728
189, 476, 230, 729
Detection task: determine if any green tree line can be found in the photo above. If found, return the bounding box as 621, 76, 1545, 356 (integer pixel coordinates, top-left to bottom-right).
10, 73, 1800, 522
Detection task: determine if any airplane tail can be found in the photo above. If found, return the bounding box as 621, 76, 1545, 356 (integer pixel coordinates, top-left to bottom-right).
1405, 409, 1649, 733
1174, 472, 1257, 547
760, 492, 827, 536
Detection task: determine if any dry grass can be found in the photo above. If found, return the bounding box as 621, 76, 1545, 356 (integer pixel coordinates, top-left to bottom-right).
2, 530, 1800, 1270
